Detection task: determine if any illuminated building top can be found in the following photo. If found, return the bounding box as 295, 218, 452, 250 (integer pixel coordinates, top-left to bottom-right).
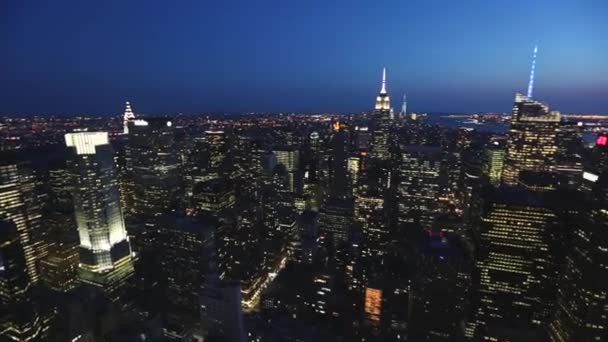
123, 101, 136, 134
374, 67, 391, 111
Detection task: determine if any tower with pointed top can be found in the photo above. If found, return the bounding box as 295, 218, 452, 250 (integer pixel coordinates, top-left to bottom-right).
370, 68, 392, 161
401, 93, 407, 119
502, 45, 561, 185
123, 101, 136, 134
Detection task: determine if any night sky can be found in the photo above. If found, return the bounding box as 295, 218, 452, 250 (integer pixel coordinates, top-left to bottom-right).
2, 0, 607, 115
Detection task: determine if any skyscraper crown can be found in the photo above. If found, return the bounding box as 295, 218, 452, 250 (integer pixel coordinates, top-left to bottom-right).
375, 68, 390, 111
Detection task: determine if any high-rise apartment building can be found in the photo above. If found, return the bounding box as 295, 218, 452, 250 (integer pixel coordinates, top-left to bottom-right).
65, 132, 134, 302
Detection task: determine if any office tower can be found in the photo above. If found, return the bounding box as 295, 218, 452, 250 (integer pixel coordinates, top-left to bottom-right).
556, 121, 583, 157
199, 277, 246, 342
400, 93, 407, 119
397, 145, 442, 230
408, 234, 471, 341
355, 184, 387, 288
291, 211, 319, 265
355, 126, 371, 150
481, 142, 505, 185
123, 101, 136, 134
502, 95, 560, 184
65, 132, 134, 302
273, 147, 299, 193
191, 179, 236, 215
157, 215, 216, 338
0, 151, 47, 284
347, 155, 361, 186
0, 219, 45, 341
370, 68, 391, 161
319, 198, 354, 246
472, 185, 558, 340
39, 161, 80, 292
39, 243, 79, 292
327, 130, 350, 199
547, 182, 608, 341
126, 118, 181, 218
206, 130, 228, 177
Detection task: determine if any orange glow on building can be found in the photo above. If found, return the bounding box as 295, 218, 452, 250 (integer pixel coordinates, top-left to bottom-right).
364, 287, 382, 324
333, 121, 341, 131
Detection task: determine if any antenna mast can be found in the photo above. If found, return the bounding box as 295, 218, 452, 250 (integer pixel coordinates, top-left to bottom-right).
527, 44, 538, 99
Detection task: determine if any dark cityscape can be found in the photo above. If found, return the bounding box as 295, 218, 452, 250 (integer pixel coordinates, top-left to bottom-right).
2, 1, 608, 341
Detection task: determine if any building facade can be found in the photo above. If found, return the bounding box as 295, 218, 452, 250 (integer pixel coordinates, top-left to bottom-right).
65, 132, 134, 302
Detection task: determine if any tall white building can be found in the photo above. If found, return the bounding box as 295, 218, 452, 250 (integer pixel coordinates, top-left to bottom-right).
65, 132, 134, 301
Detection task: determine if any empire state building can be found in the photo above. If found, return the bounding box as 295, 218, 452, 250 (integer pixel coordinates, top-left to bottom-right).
370, 68, 391, 161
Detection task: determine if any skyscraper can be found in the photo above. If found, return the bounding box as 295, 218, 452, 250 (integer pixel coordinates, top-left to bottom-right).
408, 234, 470, 341
0, 219, 45, 341
123, 101, 136, 134
547, 180, 608, 341
481, 142, 505, 185
0, 151, 47, 284
472, 186, 558, 340
400, 93, 407, 120
502, 48, 561, 185
355, 185, 387, 288
502, 94, 560, 185
370, 68, 392, 161
319, 197, 354, 246
157, 215, 216, 338
273, 147, 300, 193
397, 145, 442, 230
204, 130, 229, 180
199, 277, 246, 342
65, 132, 134, 302
126, 118, 181, 218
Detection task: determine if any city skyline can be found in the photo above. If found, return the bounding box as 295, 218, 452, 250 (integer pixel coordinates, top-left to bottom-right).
2, 2, 608, 341
3, 0, 607, 115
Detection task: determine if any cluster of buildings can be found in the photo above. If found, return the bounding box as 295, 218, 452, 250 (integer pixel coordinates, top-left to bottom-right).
0, 61, 607, 341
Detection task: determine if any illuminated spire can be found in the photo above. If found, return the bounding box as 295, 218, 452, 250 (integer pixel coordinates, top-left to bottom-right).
374, 67, 390, 111
527, 44, 538, 99
123, 101, 136, 134
380, 67, 387, 94
401, 93, 407, 115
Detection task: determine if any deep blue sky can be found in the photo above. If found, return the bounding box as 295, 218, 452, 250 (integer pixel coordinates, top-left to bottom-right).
2, 0, 607, 115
